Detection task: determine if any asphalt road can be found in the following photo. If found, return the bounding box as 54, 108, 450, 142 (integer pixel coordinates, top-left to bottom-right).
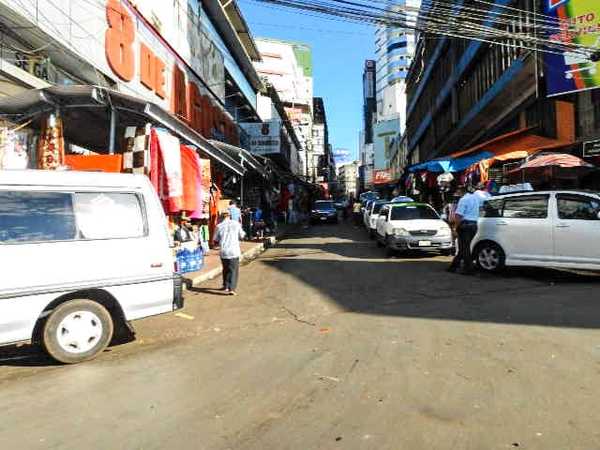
2, 222, 600, 450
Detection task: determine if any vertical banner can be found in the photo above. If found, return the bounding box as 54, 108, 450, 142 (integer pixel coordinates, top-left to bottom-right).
545, 0, 600, 96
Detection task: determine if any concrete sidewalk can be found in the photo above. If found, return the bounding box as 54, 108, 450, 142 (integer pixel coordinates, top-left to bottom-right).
181, 236, 277, 289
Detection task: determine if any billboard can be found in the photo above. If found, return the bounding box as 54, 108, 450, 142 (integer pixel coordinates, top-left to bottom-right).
544, 0, 600, 96
374, 169, 393, 185
239, 121, 281, 155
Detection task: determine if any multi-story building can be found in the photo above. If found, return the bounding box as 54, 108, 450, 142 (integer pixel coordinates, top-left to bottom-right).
253, 38, 314, 178
359, 60, 377, 192
404, 0, 598, 179
372, 0, 420, 179
337, 161, 359, 198
0, 0, 263, 171
312, 97, 335, 183
241, 84, 302, 175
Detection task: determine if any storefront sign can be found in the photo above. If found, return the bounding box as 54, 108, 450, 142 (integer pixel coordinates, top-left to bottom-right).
544, 0, 600, 97
374, 169, 393, 184
101, 0, 237, 144
583, 138, 600, 157
239, 121, 281, 155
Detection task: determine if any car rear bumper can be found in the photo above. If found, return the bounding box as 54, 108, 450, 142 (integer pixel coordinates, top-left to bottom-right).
388, 235, 453, 251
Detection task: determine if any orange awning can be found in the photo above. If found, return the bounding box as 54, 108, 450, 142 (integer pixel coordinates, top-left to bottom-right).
447, 127, 572, 162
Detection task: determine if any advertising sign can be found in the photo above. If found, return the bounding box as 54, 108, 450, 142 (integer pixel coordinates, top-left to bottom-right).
239, 121, 281, 155
374, 169, 393, 185
544, 0, 600, 96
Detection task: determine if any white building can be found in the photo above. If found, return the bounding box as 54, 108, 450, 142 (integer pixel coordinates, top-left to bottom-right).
337, 161, 359, 198
253, 38, 314, 178
373, 0, 420, 173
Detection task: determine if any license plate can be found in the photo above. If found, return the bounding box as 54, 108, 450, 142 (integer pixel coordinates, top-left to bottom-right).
320, 216, 327, 221
418, 240, 432, 247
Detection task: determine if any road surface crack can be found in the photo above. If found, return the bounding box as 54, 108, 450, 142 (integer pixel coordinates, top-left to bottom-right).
280, 306, 316, 326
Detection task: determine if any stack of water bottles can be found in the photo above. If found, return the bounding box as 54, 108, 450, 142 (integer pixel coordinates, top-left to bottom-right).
176, 247, 204, 273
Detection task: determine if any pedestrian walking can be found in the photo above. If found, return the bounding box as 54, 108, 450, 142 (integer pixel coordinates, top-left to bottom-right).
214, 210, 245, 295
448, 183, 488, 274
352, 200, 362, 226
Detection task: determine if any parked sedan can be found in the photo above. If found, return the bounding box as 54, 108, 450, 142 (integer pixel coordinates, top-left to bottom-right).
311, 200, 339, 224
364, 200, 391, 238
473, 190, 600, 272
375, 203, 453, 256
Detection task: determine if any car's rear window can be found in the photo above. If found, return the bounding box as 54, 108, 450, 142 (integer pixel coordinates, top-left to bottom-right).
391, 205, 439, 220
315, 202, 334, 210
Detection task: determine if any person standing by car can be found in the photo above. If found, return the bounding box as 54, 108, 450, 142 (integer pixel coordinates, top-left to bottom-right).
214, 210, 245, 295
448, 186, 482, 274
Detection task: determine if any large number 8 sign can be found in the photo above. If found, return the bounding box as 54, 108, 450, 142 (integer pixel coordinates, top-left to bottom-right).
105, 0, 135, 81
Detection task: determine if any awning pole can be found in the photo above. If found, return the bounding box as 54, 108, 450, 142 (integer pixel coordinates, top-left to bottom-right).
109, 107, 117, 155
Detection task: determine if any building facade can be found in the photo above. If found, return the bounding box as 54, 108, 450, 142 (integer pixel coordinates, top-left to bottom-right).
253, 38, 314, 178
404, 0, 596, 175
312, 97, 335, 183
0, 0, 262, 149
337, 161, 359, 198
359, 60, 377, 192
372, 0, 420, 182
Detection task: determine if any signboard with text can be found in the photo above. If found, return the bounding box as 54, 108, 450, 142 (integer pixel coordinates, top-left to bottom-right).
239, 121, 281, 155
544, 0, 600, 96
374, 169, 393, 185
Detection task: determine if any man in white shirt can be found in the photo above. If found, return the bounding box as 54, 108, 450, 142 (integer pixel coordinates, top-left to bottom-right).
214, 210, 246, 295
448, 183, 488, 274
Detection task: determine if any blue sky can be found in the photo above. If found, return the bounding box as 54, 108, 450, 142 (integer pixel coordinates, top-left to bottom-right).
238, 1, 374, 161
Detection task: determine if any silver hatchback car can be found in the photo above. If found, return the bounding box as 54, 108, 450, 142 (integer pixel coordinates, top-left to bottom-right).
472, 191, 600, 272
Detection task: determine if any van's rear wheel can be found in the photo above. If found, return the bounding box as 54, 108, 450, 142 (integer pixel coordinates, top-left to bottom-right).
476, 242, 506, 273
42, 299, 114, 364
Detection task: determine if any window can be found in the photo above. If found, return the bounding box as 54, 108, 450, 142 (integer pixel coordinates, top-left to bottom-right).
379, 207, 389, 217
0, 191, 76, 243
73, 193, 145, 239
391, 205, 439, 221
482, 199, 503, 218
557, 194, 600, 220
503, 195, 549, 219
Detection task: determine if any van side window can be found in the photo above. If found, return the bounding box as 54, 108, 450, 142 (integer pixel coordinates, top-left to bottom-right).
73, 193, 146, 239
0, 191, 76, 243
557, 194, 600, 220
503, 195, 549, 219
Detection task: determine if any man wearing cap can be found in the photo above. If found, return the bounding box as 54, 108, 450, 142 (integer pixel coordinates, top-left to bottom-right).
448, 183, 490, 274
214, 210, 246, 295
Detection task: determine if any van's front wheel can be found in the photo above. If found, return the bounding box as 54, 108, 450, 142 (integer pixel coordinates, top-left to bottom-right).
42, 299, 114, 364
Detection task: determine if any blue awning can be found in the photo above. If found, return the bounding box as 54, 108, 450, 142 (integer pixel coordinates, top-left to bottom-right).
407, 151, 493, 173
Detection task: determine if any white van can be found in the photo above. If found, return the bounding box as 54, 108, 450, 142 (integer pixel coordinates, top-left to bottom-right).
0, 170, 183, 363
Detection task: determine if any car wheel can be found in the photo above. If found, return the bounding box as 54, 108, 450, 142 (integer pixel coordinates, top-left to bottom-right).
476, 242, 506, 273
42, 299, 114, 364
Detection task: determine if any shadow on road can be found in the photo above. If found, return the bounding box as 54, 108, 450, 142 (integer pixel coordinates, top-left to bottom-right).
265, 224, 600, 329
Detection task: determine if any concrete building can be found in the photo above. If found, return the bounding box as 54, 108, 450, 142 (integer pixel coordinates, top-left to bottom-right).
337, 161, 359, 198
241, 84, 302, 175
0, 0, 262, 160
359, 60, 377, 192
372, 0, 420, 181
253, 38, 314, 179
404, 0, 596, 182
312, 97, 335, 183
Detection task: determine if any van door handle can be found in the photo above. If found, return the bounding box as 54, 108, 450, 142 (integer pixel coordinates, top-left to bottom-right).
496, 221, 508, 226
150, 262, 163, 268
556, 224, 570, 228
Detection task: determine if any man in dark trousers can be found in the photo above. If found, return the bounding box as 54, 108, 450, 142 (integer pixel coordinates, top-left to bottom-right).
448, 186, 481, 274
214, 210, 245, 295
